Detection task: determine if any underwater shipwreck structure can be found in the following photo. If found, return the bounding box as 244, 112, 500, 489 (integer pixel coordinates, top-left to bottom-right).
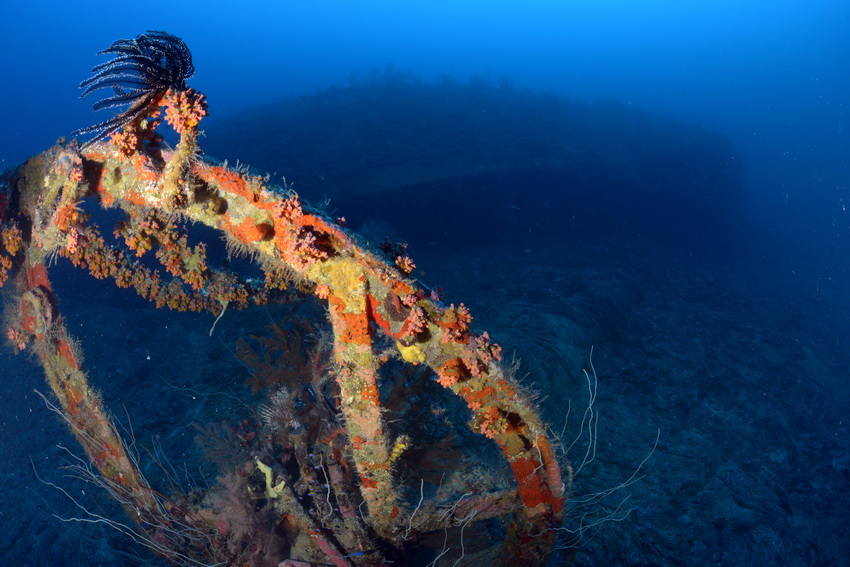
0, 33, 567, 566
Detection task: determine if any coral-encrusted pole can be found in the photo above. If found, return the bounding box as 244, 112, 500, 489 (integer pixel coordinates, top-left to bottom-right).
324, 256, 402, 540
11, 250, 159, 518
3, 86, 567, 564
187, 158, 568, 559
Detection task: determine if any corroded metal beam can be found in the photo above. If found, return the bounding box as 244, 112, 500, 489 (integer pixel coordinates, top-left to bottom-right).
0, 87, 568, 564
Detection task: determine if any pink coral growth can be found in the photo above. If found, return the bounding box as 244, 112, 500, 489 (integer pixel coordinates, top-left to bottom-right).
402, 305, 427, 338
436, 358, 466, 388
293, 228, 328, 266
477, 407, 508, 439
64, 229, 81, 255
462, 354, 485, 377
109, 123, 142, 157
6, 326, 26, 351
440, 302, 473, 344
473, 331, 503, 364
315, 283, 330, 299
395, 255, 415, 275
436, 372, 458, 388
163, 88, 207, 135
274, 196, 303, 221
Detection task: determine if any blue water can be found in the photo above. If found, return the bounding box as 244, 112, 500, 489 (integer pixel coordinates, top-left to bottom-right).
0, 2, 848, 565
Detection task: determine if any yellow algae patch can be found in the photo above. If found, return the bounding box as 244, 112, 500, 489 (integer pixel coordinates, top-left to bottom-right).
396, 341, 426, 364
307, 255, 367, 312
255, 459, 286, 498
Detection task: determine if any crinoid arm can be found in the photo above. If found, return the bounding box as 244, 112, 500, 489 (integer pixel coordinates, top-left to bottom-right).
71, 30, 195, 149
70, 90, 161, 147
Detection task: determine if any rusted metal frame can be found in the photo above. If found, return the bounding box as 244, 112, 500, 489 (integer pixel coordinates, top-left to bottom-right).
409, 488, 522, 534
7, 148, 159, 518
7, 148, 226, 564
77, 142, 567, 554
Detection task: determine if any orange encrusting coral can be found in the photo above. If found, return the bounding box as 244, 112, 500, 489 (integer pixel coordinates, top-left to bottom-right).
328, 297, 372, 345
222, 215, 273, 244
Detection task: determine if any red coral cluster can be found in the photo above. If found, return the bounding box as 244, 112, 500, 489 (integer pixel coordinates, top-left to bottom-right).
70, 166, 84, 183
61, 209, 263, 314
110, 123, 142, 157
115, 210, 160, 256
116, 210, 210, 291
315, 283, 330, 299
379, 238, 417, 276
436, 373, 457, 388
163, 88, 208, 136
436, 358, 466, 388
273, 195, 331, 268
461, 353, 486, 378
204, 272, 253, 306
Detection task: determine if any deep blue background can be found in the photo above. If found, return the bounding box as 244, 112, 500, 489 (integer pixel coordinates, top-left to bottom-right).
2, 0, 848, 281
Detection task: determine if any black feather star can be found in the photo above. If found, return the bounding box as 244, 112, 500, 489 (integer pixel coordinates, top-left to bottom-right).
72, 31, 195, 148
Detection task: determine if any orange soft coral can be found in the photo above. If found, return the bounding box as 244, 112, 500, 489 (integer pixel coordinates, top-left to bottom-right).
0, 222, 23, 287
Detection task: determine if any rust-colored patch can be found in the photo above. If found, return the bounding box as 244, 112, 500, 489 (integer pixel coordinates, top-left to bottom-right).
54, 204, 79, 232
361, 461, 389, 472
388, 279, 414, 298
462, 386, 497, 405
25, 263, 51, 290
368, 293, 392, 333
56, 338, 81, 371
200, 164, 272, 211
19, 304, 36, 335
65, 385, 83, 417
302, 213, 348, 242
99, 190, 115, 207
509, 454, 556, 510
536, 436, 564, 515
